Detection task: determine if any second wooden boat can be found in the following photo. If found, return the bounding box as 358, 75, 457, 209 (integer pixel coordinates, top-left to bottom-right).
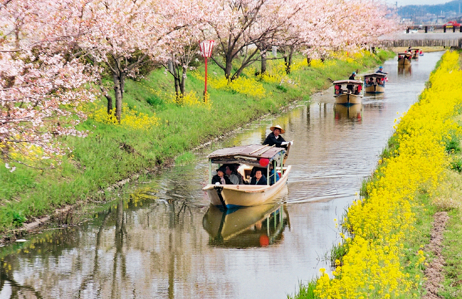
398, 52, 412, 66
332, 79, 363, 106
363, 73, 387, 93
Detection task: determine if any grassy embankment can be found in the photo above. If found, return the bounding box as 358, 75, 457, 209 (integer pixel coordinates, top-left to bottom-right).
290, 50, 462, 299
0, 50, 394, 236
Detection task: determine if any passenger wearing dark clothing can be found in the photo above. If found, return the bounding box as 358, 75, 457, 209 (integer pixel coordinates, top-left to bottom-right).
250, 170, 267, 185
347, 72, 356, 92
212, 167, 232, 185
263, 125, 288, 148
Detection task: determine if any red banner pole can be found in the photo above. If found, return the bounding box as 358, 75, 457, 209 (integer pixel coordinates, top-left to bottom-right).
204, 57, 208, 102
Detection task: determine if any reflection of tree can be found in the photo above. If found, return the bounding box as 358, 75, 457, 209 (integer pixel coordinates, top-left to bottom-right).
111, 199, 128, 299
0, 264, 43, 298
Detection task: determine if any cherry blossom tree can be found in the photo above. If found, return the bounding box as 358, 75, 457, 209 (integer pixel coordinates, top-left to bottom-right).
0, 0, 97, 164
205, 0, 302, 81
158, 0, 210, 100
78, 0, 208, 122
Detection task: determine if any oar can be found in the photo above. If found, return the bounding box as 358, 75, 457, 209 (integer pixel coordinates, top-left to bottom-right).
214, 186, 227, 210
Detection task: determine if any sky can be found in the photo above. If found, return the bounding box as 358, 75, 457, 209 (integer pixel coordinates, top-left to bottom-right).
384, 0, 454, 6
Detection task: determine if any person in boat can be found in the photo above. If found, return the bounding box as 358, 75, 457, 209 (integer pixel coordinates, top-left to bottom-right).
263, 125, 291, 148
232, 163, 245, 184
269, 164, 280, 185
347, 72, 356, 92
225, 165, 239, 185
376, 66, 387, 74
250, 169, 267, 185
212, 166, 232, 185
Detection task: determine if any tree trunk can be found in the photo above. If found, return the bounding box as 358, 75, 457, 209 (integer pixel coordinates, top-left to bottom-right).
224, 55, 233, 82
180, 66, 186, 96
260, 51, 267, 75
113, 72, 124, 123
100, 85, 113, 114
306, 56, 312, 66
284, 56, 290, 74
174, 76, 180, 102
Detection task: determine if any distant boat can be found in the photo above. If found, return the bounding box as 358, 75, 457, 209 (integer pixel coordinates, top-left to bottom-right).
332, 79, 363, 106
409, 48, 420, 59
398, 52, 412, 66
363, 73, 387, 94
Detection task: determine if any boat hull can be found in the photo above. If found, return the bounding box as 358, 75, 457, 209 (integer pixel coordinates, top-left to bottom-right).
203, 166, 291, 208
365, 84, 385, 93
334, 93, 362, 106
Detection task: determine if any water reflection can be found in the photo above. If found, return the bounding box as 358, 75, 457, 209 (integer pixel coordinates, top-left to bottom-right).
333, 104, 362, 121
202, 204, 289, 248
398, 65, 412, 76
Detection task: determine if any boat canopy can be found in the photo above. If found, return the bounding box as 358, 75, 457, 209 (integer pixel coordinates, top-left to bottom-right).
409, 48, 420, 51
332, 80, 363, 85
398, 52, 412, 56
363, 73, 387, 78
207, 144, 286, 167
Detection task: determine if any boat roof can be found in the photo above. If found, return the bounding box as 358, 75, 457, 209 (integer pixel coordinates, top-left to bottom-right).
409, 48, 420, 50
333, 80, 363, 85
207, 144, 286, 166
363, 73, 387, 78
398, 52, 412, 55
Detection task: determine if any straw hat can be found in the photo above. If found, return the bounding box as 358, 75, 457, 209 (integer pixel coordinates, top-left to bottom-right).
270, 125, 285, 134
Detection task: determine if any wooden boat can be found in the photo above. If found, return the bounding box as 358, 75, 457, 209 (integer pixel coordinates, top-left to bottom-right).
398, 52, 412, 66
332, 80, 363, 106
202, 203, 288, 247
202, 144, 291, 209
409, 48, 420, 59
363, 73, 387, 93
334, 103, 362, 120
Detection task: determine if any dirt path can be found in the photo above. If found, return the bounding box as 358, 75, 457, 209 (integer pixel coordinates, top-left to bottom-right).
423, 211, 449, 299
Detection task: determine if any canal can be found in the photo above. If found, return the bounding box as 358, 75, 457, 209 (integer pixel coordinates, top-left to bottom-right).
0, 52, 443, 299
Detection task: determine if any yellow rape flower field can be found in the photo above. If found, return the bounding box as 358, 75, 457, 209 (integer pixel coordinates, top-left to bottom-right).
307, 51, 462, 298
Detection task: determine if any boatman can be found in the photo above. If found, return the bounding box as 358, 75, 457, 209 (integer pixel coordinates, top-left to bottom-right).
347, 72, 356, 92
376, 66, 387, 74
263, 125, 292, 148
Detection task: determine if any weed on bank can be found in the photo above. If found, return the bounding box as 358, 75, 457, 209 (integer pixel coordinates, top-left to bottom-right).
292, 51, 462, 298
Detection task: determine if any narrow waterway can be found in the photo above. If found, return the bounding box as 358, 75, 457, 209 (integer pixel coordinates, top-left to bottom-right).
0, 52, 443, 299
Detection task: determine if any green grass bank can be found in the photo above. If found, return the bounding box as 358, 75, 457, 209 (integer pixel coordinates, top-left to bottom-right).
0, 50, 394, 237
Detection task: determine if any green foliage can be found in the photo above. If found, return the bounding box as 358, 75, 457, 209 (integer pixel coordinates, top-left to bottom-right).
440, 208, 462, 298
288, 281, 319, 299
175, 152, 196, 166
7, 210, 27, 227
450, 157, 462, 172
276, 85, 288, 92
445, 135, 461, 154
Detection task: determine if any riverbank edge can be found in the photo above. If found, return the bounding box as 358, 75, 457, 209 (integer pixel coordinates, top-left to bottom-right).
0, 52, 395, 245
290, 50, 462, 298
